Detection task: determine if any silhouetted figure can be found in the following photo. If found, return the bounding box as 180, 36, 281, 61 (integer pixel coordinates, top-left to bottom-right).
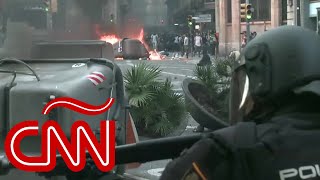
197, 44, 211, 66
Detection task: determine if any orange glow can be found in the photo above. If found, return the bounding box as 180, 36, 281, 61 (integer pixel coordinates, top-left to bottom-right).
137, 29, 144, 42
149, 50, 164, 61
100, 35, 120, 45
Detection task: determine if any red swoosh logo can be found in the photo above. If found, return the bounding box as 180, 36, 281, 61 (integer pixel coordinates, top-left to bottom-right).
42, 97, 115, 116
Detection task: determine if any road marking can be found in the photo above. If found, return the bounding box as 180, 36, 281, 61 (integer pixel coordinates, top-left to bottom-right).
173, 88, 182, 91
161, 71, 195, 78
181, 69, 194, 71
123, 173, 149, 180
186, 126, 197, 129
147, 168, 165, 177
160, 67, 194, 71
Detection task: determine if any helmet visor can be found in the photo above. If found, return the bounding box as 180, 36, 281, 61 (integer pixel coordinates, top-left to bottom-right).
229, 59, 253, 124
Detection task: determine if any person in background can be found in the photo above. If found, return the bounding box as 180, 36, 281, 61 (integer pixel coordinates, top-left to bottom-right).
251, 31, 257, 39
201, 33, 208, 55
194, 33, 202, 58
151, 33, 159, 50
179, 35, 183, 57
180, 34, 185, 57
241, 32, 247, 48
209, 30, 217, 56
183, 34, 189, 58
174, 35, 180, 52
214, 31, 219, 57
197, 34, 211, 66
190, 32, 195, 57
229, 48, 241, 61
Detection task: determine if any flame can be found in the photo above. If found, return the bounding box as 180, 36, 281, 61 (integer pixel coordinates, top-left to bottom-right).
138, 29, 144, 42
97, 27, 165, 60
149, 50, 163, 61
100, 35, 120, 45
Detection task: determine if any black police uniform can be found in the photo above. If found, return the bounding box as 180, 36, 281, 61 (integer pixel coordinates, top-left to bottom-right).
160, 26, 320, 180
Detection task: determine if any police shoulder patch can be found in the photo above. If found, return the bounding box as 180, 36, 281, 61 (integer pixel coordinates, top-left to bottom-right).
181, 162, 207, 180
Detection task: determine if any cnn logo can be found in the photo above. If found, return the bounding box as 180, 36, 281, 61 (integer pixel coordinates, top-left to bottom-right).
4, 97, 116, 172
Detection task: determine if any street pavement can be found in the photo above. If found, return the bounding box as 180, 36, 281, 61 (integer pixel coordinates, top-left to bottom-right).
116, 58, 202, 180
116, 57, 201, 95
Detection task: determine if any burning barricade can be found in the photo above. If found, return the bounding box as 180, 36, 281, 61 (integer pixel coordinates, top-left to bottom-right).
98, 28, 165, 60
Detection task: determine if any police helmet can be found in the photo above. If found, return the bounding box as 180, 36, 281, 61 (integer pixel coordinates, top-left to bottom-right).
230, 26, 320, 122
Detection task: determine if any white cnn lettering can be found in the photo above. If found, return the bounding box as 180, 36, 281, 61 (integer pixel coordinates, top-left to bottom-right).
299, 166, 316, 179
279, 169, 298, 180
11, 126, 50, 166
316, 165, 320, 176
48, 121, 110, 167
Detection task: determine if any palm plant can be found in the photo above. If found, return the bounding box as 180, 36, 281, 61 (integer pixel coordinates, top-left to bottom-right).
193, 57, 233, 121
124, 62, 161, 107
124, 62, 187, 137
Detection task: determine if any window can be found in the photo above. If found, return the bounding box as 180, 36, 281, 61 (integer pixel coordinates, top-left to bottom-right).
281, 0, 287, 24
227, 0, 232, 23
240, 0, 271, 21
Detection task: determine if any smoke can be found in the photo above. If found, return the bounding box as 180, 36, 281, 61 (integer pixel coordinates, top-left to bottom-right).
74, 0, 103, 23
0, 22, 33, 59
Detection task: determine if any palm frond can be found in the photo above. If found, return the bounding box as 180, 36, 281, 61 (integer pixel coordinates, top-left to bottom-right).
125, 62, 187, 137
124, 62, 162, 86
151, 111, 174, 136
128, 90, 155, 107
192, 57, 234, 121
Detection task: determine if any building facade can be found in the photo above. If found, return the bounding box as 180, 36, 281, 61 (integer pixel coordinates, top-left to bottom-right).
216, 0, 320, 56
299, 0, 320, 31
216, 0, 280, 55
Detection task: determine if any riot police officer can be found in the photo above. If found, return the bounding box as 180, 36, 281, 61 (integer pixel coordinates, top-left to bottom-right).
160, 26, 320, 180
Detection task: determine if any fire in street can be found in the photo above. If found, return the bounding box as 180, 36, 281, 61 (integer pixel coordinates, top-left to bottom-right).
100, 35, 120, 45
98, 28, 164, 61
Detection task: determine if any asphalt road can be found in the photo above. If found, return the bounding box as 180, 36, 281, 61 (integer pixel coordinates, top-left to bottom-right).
116, 58, 201, 180
116, 58, 200, 95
